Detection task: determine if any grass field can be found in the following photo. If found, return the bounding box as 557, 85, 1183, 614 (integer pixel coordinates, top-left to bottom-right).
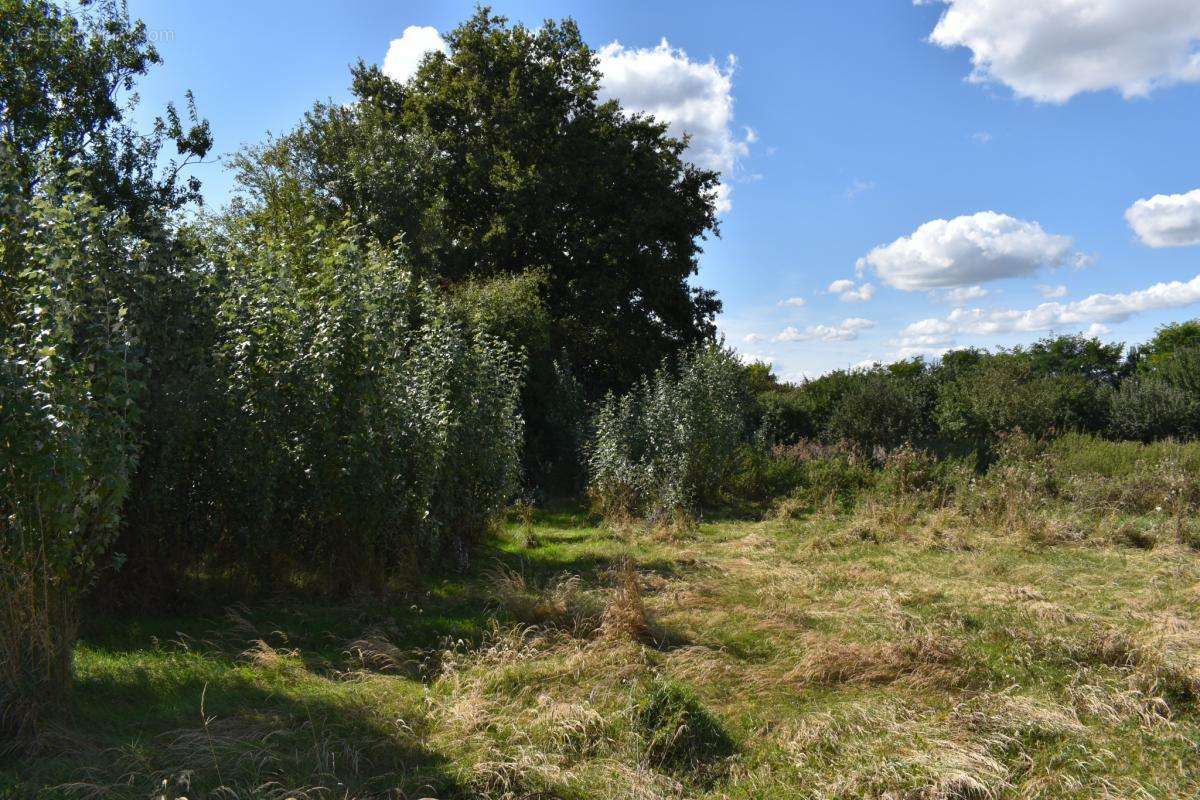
6, 496, 1200, 799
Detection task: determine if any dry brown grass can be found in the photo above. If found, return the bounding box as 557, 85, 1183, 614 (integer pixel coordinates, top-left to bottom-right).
600, 558, 653, 644
788, 626, 969, 690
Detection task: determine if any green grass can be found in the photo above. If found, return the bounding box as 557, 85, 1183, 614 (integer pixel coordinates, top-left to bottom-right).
5, 498, 1200, 799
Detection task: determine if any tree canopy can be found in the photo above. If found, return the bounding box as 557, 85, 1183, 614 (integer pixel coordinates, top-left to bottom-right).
232, 8, 722, 395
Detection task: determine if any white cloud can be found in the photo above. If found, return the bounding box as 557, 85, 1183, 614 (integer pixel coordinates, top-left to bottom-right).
736, 351, 774, 366
921, 0, 1200, 103
845, 179, 876, 200
971, 131, 992, 144
827, 279, 876, 303
775, 318, 876, 343
778, 296, 807, 308
381, 26, 449, 83
1125, 189, 1200, 248
1085, 323, 1111, 337
932, 285, 989, 303
1038, 284, 1068, 298
597, 39, 751, 213
896, 344, 956, 361
900, 273, 1200, 339
742, 333, 766, 344
857, 211, 1075, 291
380, 30, 751, 213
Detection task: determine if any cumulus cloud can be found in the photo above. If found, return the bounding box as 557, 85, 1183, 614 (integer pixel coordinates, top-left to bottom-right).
597, 39, 751, 213
899, 273, 1200, 340
1038, 284, 1068, 298
778, 296, 807, 308
921, 0, 1200, 103
932, 285, 989, 304
827, 279, 876, 303
775, 318, 876, 343
742, 333, 766, 344
736, 351, 774, 366
857, 211, 1075, 291
1125, 189, 1200, 247
380, 30, 752, 213
381, 26, 449, 83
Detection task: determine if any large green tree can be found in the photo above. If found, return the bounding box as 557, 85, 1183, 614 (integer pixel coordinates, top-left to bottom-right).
233, 8, 722, 397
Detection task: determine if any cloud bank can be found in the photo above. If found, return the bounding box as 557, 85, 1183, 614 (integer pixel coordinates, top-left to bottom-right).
899, 273, 1200, 344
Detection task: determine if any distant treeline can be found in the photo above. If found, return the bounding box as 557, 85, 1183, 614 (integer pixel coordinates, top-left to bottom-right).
747, 327, 1200, 455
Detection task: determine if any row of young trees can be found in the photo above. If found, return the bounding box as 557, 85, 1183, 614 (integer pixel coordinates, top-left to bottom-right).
1, 1, 731, 743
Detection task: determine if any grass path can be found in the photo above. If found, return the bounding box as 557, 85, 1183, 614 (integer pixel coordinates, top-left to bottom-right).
6, 504, 1200, 798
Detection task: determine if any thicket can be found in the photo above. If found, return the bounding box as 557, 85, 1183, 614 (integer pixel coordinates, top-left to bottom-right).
749, 329, 1199, 453
584, 327, 1199, 527
1, 1, 522, 743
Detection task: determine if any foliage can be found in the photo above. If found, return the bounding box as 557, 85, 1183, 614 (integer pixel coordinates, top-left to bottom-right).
1106, 375, 1198, 442
0, 170, 140, 743
933, 355, 1107, 446
0, 0, 211, 226
586, 344, 747, 521
231, 8, 723, 486
827, 367, 930, 453
128, 214, 527, 591
1133, 320, 1200, 370
448, 271, 587, 491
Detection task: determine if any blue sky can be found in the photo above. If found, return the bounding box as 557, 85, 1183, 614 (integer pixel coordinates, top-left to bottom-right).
128, 0, 1200, 380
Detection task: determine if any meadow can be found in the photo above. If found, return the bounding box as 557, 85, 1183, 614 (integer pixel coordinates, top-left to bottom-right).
5, 5, 1200, 797
7, 435, 1200, 799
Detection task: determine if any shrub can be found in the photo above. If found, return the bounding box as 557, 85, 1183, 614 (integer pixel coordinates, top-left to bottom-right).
827, 369, 927, 453
936, 357, 1105, 447
586, 344, 747, 521
1, 179, 140, 741
1106, 376, 1198, 442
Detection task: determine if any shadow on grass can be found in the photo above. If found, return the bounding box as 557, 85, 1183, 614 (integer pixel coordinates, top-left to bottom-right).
8, 657, 466, 800
7, 501, 708, 796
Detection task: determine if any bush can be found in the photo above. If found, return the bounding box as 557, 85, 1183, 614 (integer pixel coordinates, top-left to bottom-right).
586, 344, 747, 521
1, 179, 140, 741
1106, 376, 1198, 442
936, 357, 1106, 447
827, 369, 928, 453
